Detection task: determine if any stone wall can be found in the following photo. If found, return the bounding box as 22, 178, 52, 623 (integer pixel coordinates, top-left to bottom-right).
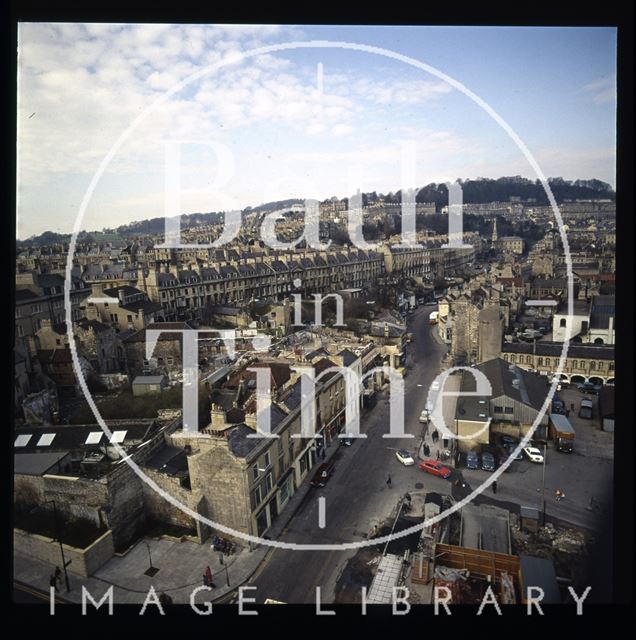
13, 421, 177, 551
181, 437, 252, 537
141, 467, 198, 534
14, 528, 114, 577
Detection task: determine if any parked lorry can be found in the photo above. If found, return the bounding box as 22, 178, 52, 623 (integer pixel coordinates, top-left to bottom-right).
579, 398, 594, 420
548, 413, 575, 453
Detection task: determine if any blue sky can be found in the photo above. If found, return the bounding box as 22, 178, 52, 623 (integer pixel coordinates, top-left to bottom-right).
16, 24, 616, 239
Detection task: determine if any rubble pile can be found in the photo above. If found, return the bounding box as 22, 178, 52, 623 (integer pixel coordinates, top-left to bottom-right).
510, 514, 594, 581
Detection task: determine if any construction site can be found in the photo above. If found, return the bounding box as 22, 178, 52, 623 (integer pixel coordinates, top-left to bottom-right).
334, 490, 596, 605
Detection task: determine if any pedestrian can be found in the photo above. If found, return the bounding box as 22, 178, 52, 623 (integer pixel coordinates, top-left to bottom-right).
424, 443, 430, 457
204, 565, 212, 586
54, 566, 62, 585
566, 409, 570, 417
436, 449, 440, 460
49, 574, 57, 591
321, 447, 326, 460
492, 481, 497, 494
571, 403, 575, 412
387, 474, 392, 488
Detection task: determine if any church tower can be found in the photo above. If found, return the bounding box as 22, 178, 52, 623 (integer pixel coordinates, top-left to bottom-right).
491, 218, 498, 243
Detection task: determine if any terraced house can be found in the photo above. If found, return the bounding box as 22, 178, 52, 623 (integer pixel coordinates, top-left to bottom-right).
131, 249, 385, 322
163, 356, 350, 539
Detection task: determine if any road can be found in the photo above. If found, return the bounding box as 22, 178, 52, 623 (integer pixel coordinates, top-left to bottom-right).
251, 305, 452, 603
13, 581, 68, 604
248, 304, 613, 602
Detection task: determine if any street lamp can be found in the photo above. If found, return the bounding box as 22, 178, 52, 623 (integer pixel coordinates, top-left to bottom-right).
37, 500, 71, 593
143, 540, 159, 577
540, 441, 548, 526
218, 553, 230, 587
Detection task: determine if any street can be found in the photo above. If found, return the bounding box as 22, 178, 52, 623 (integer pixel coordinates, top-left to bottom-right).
251, 305, 452, 603
249, 305, 614, 603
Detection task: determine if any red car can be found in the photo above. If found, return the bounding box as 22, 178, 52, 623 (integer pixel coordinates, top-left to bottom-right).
310, 461, 336, 487
418, 459, 452, 479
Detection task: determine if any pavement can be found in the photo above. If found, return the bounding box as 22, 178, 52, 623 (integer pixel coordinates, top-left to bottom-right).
14, 535, 267, 605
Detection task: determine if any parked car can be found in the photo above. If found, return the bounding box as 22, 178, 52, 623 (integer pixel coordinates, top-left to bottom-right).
503, 442, 523, 461
310, 461, 336, 487
578, 381, 600, 395
418, 460, 452, 479
465, 451, 479, 470
481, 452, 496, 472
396, 449, 415, 466
499, 434, 517, 446
419, 409, 430, 423
523, 446, 544, 463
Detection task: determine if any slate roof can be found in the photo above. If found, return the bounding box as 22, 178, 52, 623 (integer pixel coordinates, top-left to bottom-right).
469, 358, 548, 413
14, 451, 72, 476
103, 285, 143, 298
226, 424, 260, 458
144, 445, 189, 476
338, 349, 359, 367
123, 322, 193, 343
120, 300, 163, 315
589, 295, 615, 329
157, 273, 180, 286
14, 421, 160, 453
15, 289, 40, 302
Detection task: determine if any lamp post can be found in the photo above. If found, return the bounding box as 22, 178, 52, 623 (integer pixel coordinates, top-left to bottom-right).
42, 500, 71, 593
143, 540, 159, 577
540, 441, 547, 526
218, 553, 230, 586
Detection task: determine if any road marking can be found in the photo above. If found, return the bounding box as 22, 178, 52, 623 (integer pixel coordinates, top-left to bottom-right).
318, 497, 326, 529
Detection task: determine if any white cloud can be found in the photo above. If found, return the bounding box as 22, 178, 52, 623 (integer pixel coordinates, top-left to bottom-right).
352, 78, 453, 105
582, 74, 616, 104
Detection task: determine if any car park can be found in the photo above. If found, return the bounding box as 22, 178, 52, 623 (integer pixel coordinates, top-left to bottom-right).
310, 461, 336, 487
465, 451, 479, 470
418, 460, 452, 479
523, 447, 544, 463
396, 449, 415, 466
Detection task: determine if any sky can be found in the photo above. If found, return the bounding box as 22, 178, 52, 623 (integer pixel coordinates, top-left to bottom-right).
16, 24, 617, 239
